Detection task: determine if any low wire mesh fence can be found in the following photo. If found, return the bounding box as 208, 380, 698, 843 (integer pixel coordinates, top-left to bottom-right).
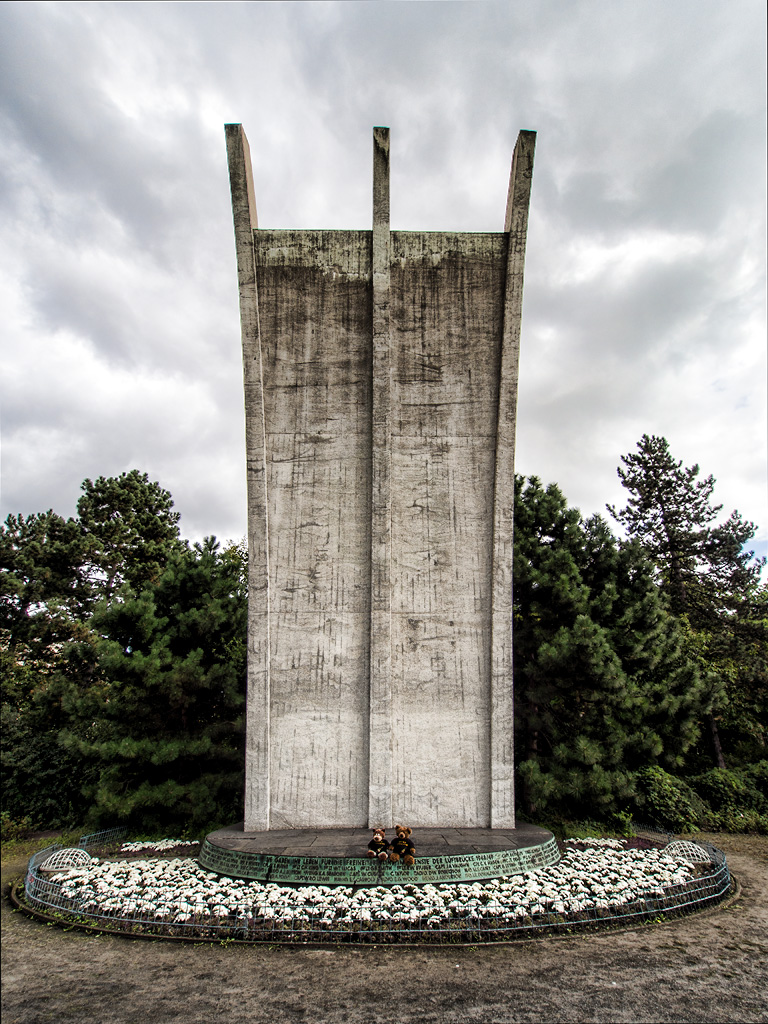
627, 822, 674, 844
77, 826, 128, 849
20, 826, 732, 944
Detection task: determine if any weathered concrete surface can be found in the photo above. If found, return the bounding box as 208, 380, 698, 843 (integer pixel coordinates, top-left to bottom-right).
255, 229, 373, 828
225, 125, 270, 832
492, 129, 536, 826
204, 822, 555, 856
388, 231, 508, 827
226, 125, 535, 829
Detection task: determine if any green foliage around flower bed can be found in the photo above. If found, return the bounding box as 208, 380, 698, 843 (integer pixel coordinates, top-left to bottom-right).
628, 764, 768, 834
691, 764, 767, 813
632, 767, 710, 832
531, 765, 768, 838
690, 763, 768, 833
523, 816, 631, 842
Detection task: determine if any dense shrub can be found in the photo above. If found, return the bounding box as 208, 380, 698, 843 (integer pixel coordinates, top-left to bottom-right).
0, 810, 34, 842
632, 766, 710, 832
0, 651, 96, 828
686, 763, 768, 834
691, 766, 767, 814
706, 807, 768, 834
740, 760, 768, 800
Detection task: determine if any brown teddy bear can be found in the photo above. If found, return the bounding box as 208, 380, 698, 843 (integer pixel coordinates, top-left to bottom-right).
388, 825, 415, 866
367, 827, 390, 861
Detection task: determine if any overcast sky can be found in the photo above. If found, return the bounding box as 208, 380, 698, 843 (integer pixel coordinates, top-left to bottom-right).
1, 0, 766, 568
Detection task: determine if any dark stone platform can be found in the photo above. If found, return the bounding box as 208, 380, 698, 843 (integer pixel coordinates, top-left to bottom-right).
199, 822, 559, 886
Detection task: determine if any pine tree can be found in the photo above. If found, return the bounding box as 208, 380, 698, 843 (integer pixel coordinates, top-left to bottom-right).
1, 474, 188, 830
608, 435, 767, 768
61, 538, 247, 832
0, 510, 86, 651
77, 470, 183, 604
514, 476, 707, 818
2, 474, 248, 832
607, 434, 764, 625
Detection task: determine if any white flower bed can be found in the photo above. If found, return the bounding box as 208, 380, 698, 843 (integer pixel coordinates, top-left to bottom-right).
45, 839, 706, 939
564, 837, 625, 850
119, 839, 200, 854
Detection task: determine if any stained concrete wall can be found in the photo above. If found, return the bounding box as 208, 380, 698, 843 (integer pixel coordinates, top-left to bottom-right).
256, 230, 372, 827
388, 232, 507, 826
226, 125, 535, 830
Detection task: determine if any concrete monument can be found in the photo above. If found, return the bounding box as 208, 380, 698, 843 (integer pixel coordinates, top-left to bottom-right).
226, 124, 535, 832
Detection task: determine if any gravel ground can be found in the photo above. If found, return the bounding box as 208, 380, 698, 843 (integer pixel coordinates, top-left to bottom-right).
2, 832, 766, 1024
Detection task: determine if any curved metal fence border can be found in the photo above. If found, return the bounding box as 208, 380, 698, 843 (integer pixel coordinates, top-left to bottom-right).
21, 825, 732, 945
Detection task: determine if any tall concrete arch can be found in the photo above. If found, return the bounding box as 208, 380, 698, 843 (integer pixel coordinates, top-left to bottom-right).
226, 125, 536, 831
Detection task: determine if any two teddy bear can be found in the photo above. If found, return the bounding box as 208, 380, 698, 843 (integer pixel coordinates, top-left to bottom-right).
366, 825, 415, 865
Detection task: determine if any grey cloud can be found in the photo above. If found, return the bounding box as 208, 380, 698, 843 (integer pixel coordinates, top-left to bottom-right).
1, 4, 227, 260
640, 112, 764, 234
0, 0, 764, 554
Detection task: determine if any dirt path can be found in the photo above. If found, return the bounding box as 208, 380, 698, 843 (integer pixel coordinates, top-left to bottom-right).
2, 833, 766, 1024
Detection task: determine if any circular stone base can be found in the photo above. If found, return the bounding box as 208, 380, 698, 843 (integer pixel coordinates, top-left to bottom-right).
199, 823, 559, 886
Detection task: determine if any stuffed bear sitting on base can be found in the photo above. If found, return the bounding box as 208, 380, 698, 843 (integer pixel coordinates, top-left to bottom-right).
388, 825, 416, 866
367, 827, 390, 861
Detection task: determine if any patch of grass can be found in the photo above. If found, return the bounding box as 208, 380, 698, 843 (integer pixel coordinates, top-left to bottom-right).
1, 827, 84, 861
